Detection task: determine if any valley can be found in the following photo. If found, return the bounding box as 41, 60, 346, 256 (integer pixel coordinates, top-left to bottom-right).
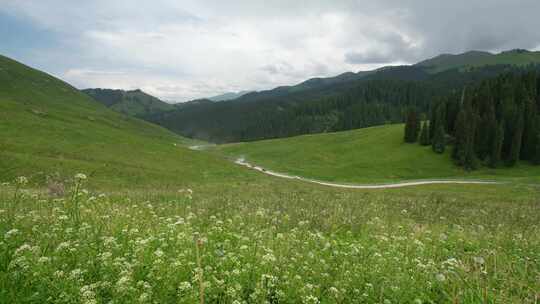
1, 10, 539, 301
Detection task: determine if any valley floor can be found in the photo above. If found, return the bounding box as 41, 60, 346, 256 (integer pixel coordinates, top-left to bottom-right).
216, 124, 540, 185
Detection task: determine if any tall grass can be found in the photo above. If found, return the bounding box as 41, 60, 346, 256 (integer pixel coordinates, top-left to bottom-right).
0, 175, 539, 303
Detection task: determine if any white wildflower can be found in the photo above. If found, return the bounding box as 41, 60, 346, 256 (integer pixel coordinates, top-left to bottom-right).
56, 241, 71, 252
14, 244, 32, 255
16, 176, 28, 185
4, 229, 20, 239
303, 295, 319, 304
473, 256, 485, 265
262, 252, 276, 263
154, 249, 164, 258
178, 281, 192, 292
74, 173, 87, 180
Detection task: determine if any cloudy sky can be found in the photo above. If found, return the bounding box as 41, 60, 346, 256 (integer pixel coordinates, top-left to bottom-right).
1, 1, 540, 102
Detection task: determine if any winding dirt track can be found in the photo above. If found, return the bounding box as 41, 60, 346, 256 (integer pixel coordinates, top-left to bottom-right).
188, 146, 500, 189
233, 158, 500, 189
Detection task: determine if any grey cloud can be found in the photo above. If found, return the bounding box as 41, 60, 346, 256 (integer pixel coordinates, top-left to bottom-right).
345, 51, 395, 64
2, 0, 540, 101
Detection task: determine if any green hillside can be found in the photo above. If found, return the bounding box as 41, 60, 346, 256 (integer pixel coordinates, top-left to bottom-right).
0, 55, 248, 189
216, 124, 540, 184
416, 49, 540, 73
82, 88, 175, 117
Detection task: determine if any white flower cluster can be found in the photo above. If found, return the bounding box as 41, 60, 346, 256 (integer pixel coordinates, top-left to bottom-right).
74, 173, 87, 180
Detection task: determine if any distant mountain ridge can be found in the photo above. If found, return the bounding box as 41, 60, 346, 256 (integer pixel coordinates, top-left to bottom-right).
82, 88, 174, 117
79, 49, 540, 143
415, 49, 540, 73
208, 49, 540, 106
145, 49, 540, 143
208, 91, 252, 102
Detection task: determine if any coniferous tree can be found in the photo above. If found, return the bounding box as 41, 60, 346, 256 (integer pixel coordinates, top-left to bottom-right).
419, 121, 430, 146
429, 106, 437, 141
452, 94, 477, 169
521, 101, 538, 160
463, 136, 478, 170
507, 109, 524, 167
534, 132, 540, 165
463, 106, 478, 170
432, 125, 446, 153
452, 107, 467, 162
476, 105, 496, 160
404, 109, 419, 143
489, 122, 504, 168
414, 113, 421, 140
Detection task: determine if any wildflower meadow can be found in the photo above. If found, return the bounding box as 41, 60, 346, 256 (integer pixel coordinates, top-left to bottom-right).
1, 175, 539, 303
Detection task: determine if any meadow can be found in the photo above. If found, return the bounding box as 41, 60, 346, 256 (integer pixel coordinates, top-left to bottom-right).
216, 124, 540, 185
1, 174, 539, 303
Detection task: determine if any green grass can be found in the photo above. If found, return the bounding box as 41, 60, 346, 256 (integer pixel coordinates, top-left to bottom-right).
0, 55, 254, 190
0, 177, 538, 303
216, 124, 540, 184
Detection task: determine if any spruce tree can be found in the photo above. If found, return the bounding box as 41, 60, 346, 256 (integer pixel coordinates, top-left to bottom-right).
462, 137, 478, 170
489, 122, 504, 168
521, 102, 538, 160
507, 110, 524, 167
534, 132, 540, 165
453, 94, 477, 169
477, 105, 496, 160
419, 121, 430, 146
404, 110, 419, 143
429, 105, 437, 141
452, 108, 467, 162
432, 125, 446, 154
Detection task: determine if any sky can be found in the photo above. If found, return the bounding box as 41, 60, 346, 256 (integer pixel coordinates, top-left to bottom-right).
1, 0, 540, 102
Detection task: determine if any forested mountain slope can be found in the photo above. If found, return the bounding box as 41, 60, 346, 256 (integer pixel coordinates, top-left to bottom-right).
147, 64, 533, 143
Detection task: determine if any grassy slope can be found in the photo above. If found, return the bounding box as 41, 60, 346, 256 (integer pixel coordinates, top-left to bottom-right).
216, 124, 540, 184
0, 55, 251, 189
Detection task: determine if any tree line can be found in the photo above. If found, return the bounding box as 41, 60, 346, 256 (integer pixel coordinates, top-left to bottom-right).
404, 70, 540, 168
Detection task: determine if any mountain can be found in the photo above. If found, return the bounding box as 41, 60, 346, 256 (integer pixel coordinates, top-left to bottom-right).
146, 49, 540, 143
228, 70, 374, 104
82, 88, 175, 117
208, 90, 252, 102
0, 54, 247, 188
416, 49, 540, 73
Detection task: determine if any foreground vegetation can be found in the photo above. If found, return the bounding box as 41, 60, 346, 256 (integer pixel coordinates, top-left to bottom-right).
1, 176, 539, 303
